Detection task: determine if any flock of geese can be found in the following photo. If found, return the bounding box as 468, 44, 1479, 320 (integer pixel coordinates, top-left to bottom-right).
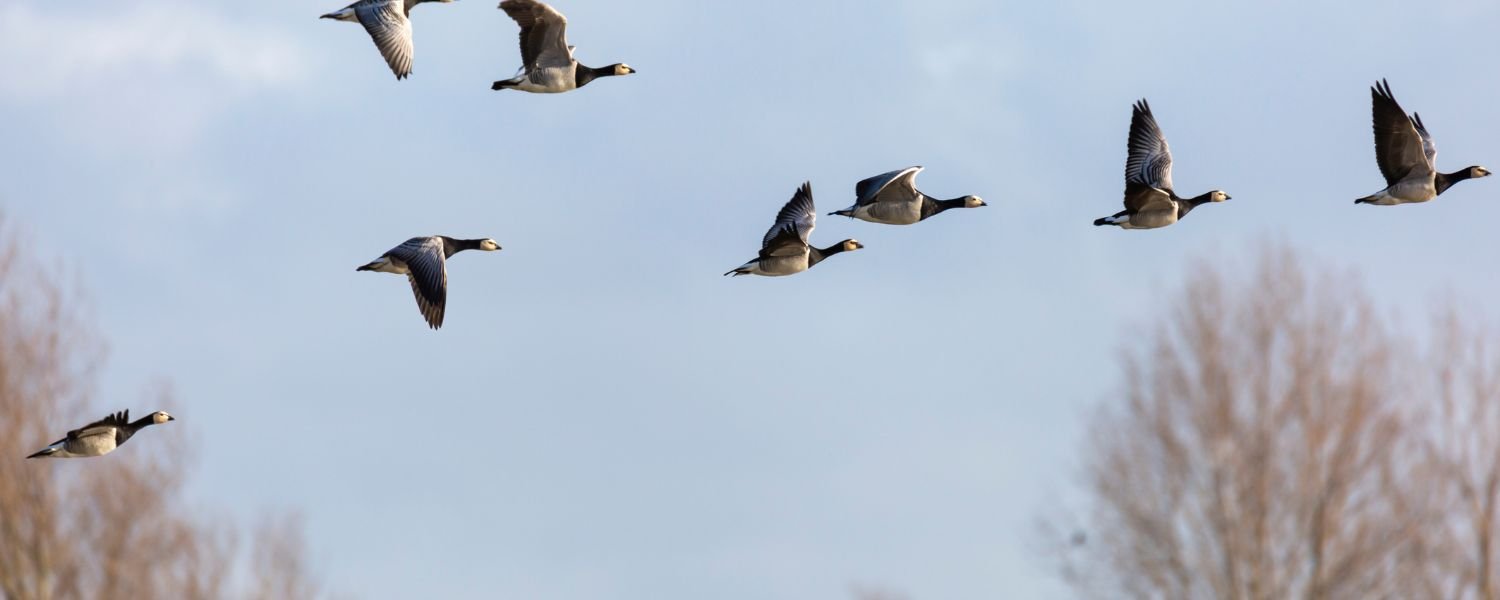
320, 0, 635, 91
24, 0, 1493, 459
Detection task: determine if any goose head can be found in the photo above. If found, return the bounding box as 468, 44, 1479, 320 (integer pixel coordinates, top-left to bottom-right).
840, 239, 865, 252
963, 195, 987, 208
1470, 166, 1492, 179
610, 64, 636, 76
478, 239, 502, 251
1209, 190, 1232, 202
150, 411, 176, 425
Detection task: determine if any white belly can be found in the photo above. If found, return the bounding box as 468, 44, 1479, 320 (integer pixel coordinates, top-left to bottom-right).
854, 202, 919, 225
516, 66, 576, 93
1123, 208, 1177, 229
1368, 178, 1437, 205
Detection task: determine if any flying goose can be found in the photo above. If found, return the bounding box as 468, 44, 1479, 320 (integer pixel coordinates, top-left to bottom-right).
491, 0, 635, 93
1094, 99, 1230, 229
725, 182, 864, 277
357, 236, 501, 329
27, 410, 175, 459
320, 0, 454, 80
830, 166, 986, 225
1355, 79, 1491, 205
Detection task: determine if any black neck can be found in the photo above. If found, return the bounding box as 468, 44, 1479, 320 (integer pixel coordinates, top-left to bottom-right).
441, 237, 486, 257
1176, 192, 1215, 218
574, 64, 616, 88
808, 242, 851, 267
1436, 168, 1476, 196
1185, 192, 1217, 207
127, 416, 156, 431
918, 196, 964, 220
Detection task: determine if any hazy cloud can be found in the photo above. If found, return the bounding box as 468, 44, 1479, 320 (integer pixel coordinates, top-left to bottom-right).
0, 2, 308, 155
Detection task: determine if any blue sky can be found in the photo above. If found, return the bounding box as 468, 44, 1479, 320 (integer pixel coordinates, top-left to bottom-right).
3, 0, 1498, 597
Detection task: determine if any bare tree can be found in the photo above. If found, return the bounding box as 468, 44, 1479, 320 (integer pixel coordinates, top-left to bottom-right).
848, 584, 910, 600
1423, 309, 1500, 600
1055, 247, 1445, 599
249, 513, 320, 600
0, 215, 325, 600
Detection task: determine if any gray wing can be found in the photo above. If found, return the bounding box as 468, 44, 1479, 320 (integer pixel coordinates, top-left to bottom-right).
355, 0, 414, 79
499, 0, 573, 70
387, 237, 448, 329
853, 166, 922, 207
1124, 99, 1174, 196
760, 182, 816, 257
1412, 112, 1438, 168
67, 410, 129, 442
1371, 79, 1433, 185
1123, 182, 1175, 214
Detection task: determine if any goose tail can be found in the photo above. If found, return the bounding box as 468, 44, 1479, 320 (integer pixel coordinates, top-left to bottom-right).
27, 447, 56, 459
1094, 211, 1129, 227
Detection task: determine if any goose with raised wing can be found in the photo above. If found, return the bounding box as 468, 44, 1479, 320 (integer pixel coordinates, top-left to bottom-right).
830, 166, 986, 225
320, 0, 455, 80
725, 182, 863, 277
491, 0, 635, 93
27, 410, 175, 459
1355, 79, 1490, 205
1094, 99, 1230, 229
358, 236, 501, 329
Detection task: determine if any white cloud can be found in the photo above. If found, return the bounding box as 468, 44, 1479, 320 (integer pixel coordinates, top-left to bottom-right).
0, 2, 306, 99
0, 2, 309, 158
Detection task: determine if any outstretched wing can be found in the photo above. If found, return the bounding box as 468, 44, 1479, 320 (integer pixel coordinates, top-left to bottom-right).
499, 0, 573, 70
355, 0, 414, 79
387, 237, 448, 328
853, 166, 922, 207
1123, 182, 1175, 214
67, 410, 129, 441
1124, 99, 1174, 198
1371, 79, 1434, 185
1412, 112, 1438, 168
760, 182, 816, 258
